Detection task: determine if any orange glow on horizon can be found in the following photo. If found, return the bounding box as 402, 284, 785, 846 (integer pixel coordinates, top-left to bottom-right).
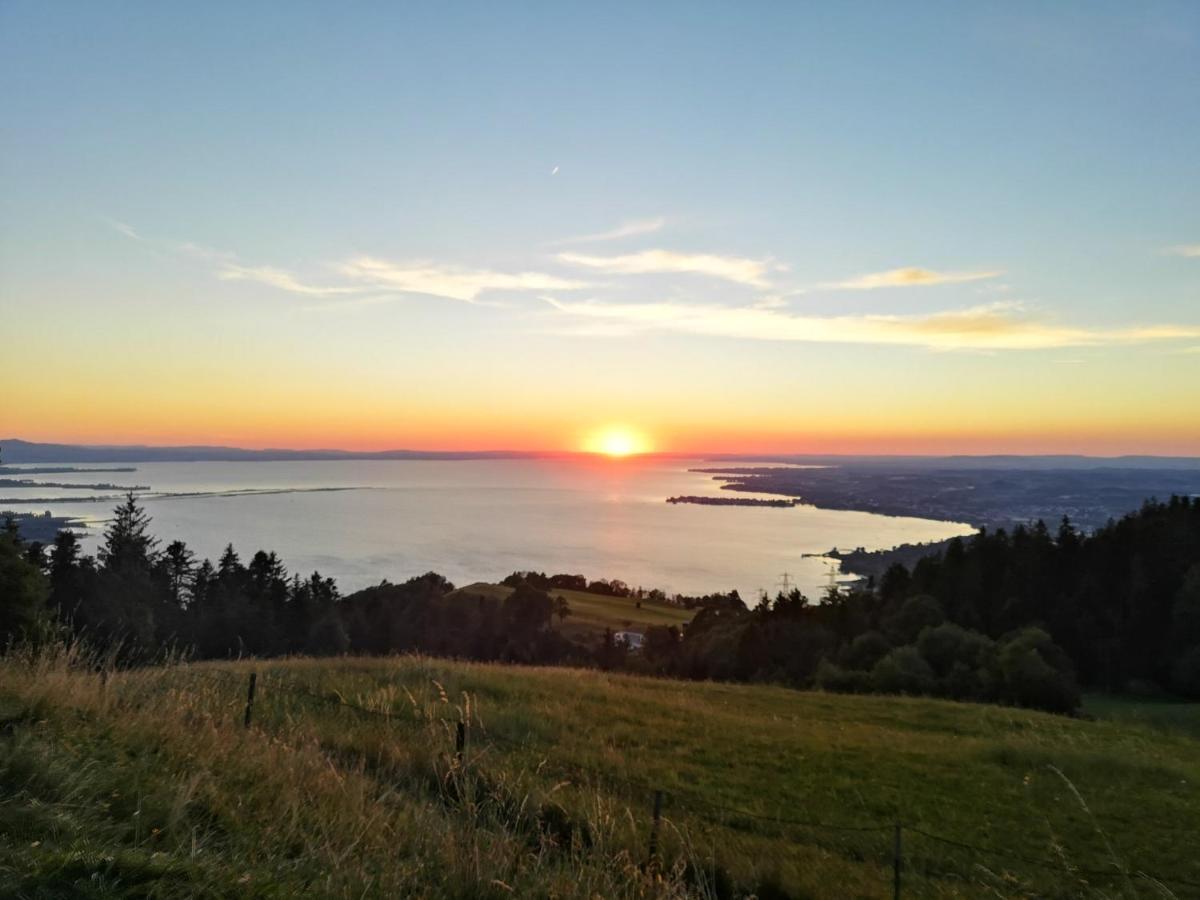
582, 426, 653, 457
7, 421, 1200, 458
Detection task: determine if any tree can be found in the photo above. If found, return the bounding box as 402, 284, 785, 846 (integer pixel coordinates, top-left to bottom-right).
917, 623, 994, 678
883, 594, 944, 644
0, 524, 50, 645
871, 646, 935, 696
1172, 647, 1200, 698
815, 660, 872, 694
159, 540, 196, 606
99, 493, 158, 572
840, 630, 891, 671
1171, 564, 1200, 649
48, 530, 91, 621
996, 627, 1080, 713
553, 594, 571, 628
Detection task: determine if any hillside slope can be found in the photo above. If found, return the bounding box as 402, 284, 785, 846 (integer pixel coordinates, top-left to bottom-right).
1, 651, 1197, 898
447, 581, 694, 641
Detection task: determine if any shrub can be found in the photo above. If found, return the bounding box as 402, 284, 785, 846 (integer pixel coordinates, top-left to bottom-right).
996, 627, 1080, 713
1171, 646, 1200, 699
917, 622, 994, 677
840, 630, 891, 671
883, 594, 944, 644
871, 646, 935, 696
815, 660, 872, 693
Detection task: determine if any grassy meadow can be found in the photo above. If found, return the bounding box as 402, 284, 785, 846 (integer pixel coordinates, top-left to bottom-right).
447, 582, 695, 641
1, 649, 1198, 899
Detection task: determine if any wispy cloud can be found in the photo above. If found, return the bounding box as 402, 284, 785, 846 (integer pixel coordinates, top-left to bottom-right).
105, 217, 233, 263
557, 249, 775, 288
824, 267, 1002, 290
109, 219, 586, 304
218, 264, 361, 297
338, 256, 587, 303
551, 217, 666, 246
542, 298, 1200, 351
105, 218, 142, 241
1164, 244, 1200, 258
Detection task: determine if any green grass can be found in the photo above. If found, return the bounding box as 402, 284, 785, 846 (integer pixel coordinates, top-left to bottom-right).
2, 649, 1198, 899
1084, 693, 1200, 739
449, 582, 695, 640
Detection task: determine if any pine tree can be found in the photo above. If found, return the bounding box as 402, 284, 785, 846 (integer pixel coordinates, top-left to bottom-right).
99, 493, 159, 572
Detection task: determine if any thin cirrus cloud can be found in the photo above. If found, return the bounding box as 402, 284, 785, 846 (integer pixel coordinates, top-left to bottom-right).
221, 257, 588, 304
823, 266, 1003, 290
541, 297, 1200, 352
549, 217, 667, 246
108, 219, 588, 304
1164, 244, 1200, 258
223, 257, 587, 304
557, 249, 775, 288
218, 264, 361, 297
337, 256, 588, 303
104, 217, 233, 263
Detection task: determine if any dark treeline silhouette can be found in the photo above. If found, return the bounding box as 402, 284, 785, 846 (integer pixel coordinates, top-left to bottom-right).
631, 496, 1200, 712
2, 493, 583, 667
3, 480, 1198, 715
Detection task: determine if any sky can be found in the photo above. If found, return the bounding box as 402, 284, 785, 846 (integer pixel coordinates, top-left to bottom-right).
2, 1, 1198, 455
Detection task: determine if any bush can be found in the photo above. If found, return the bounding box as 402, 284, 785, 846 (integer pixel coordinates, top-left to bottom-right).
871, 646, 935, 696
883, 594, 944, 644
1123, 678, 1167, 698
840, 630, 891, 671
815, 660, 872, 693
1171, 646, 1200, 698
917, 622, 994, 677
996, 627, 1080, 713
942, 660, 994, 701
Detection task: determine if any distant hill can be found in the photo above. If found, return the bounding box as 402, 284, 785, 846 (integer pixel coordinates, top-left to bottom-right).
0, 438, 541, 463
446, 581, 694, 641
4, 438, 1198, 468
703, 452, 1200, 470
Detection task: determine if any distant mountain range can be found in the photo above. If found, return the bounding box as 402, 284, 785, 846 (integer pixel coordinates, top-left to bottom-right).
0, 439, 538, 463
2, 438, 1198, 468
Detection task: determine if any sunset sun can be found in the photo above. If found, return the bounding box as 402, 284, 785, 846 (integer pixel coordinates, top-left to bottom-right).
585, 427, 651, 457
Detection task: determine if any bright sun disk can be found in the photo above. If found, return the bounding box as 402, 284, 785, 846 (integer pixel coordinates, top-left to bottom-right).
585, 427, 650, 457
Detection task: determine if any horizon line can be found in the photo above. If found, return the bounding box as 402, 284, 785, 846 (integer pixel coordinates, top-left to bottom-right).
3, 438, 1198, 463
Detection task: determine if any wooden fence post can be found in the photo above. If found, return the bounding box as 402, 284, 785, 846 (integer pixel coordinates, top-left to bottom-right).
455, 721, 466, 764
243, 671, 257, 729
893, 821, 902, 899
647, 789, 664, 866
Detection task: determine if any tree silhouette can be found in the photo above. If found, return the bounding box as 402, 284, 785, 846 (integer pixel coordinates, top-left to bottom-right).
553, 595, 571, 628
99, 492, 158, 572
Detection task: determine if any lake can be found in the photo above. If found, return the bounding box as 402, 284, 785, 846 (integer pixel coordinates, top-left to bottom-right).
2, 458, 975, 600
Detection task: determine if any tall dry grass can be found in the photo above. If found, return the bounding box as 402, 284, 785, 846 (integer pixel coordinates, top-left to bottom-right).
2, 644, 1195, 898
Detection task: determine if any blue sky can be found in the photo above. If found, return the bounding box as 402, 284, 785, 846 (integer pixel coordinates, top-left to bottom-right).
2, 2, 1198, 453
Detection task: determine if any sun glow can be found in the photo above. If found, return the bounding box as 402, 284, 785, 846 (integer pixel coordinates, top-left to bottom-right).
584, 426, 652, 457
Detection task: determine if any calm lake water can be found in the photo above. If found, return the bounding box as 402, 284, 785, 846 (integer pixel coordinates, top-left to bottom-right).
3, 458, 975, 601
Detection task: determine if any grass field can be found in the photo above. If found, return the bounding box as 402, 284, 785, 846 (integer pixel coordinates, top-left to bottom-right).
2, 649, 1198, 899
448, 582, 695, 641
1084, 694, 1200, 740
